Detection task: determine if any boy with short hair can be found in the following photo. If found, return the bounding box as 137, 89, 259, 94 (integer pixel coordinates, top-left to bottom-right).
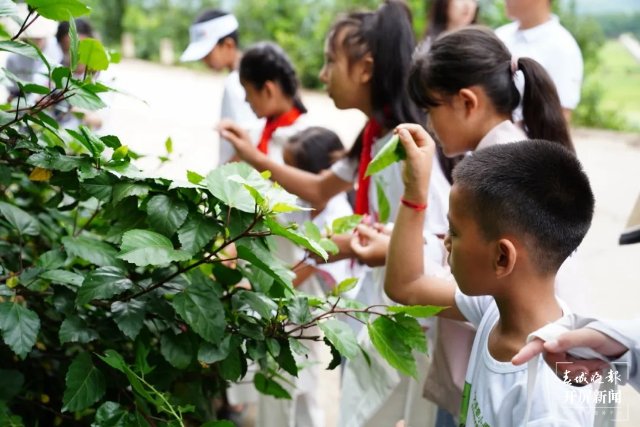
181, 10, 260, 165
385, 129, 597, 425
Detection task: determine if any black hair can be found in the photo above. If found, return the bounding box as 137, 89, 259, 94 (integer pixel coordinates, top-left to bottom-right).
56, 18, 94, 44
453, 140, 594, 274
425, 0, 478, 40
286, 127, 345, 174
409, 26, 574, 152
194, 9, 238, 45
239, 42, 307, 114
327, 0, 425, 160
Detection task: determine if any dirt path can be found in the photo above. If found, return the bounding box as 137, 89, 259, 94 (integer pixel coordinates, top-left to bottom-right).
103, 59, 640, 426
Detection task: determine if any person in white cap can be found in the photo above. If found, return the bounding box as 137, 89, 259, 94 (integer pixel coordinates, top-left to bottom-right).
181, 9, 261, 166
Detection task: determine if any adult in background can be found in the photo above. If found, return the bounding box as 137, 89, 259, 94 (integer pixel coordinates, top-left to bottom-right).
496, 0, 583, 122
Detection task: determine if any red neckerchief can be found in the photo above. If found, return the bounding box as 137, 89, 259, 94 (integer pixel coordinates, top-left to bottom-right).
354, 118, 383, 215
257, 107, 303, 154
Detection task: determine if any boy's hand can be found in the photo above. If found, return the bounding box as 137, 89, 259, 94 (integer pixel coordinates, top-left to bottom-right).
218, 119, 257, 162
512, 329, 628, 384
350, 223, 390, 267
395, 124, 436, 205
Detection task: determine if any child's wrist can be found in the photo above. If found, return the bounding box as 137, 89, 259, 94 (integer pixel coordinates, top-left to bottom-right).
401, 195, 427, 211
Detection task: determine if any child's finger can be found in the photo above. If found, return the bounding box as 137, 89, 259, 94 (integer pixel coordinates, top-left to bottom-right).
396, 128, 422, 156
395, 123, 433, 148
511, 338, 545, 365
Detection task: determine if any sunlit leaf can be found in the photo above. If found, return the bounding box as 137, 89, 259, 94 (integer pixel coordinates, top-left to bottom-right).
117, 229, 191, 267
318, 319, 359, 359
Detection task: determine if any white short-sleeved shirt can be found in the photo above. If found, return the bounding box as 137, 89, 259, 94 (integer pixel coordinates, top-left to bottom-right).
455, 290, 596, 426
218, 70, 263, 165
496, 17, 583, 110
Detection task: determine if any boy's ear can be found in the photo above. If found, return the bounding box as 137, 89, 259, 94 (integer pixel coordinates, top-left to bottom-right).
494, 238, 517, 278
457, 88, 479, 116
221, 37, 236, 50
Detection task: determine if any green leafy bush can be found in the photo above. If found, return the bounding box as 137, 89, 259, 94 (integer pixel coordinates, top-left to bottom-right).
0, 1, 439, 425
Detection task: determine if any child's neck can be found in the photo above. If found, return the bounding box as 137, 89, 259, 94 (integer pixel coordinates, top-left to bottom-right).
489, 275, 562, 362
517, 8, 552, 30
269, 98, 296, 120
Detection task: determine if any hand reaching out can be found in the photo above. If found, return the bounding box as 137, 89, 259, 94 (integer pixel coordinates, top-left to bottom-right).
512, 328, 628, 385
218, 119, 258, 162
350, 223, 391, 267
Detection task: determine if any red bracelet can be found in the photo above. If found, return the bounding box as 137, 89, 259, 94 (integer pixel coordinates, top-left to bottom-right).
401, 197, 427, 211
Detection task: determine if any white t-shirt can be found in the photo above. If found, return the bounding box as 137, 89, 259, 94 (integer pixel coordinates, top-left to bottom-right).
496, 17, 583, 110
455, 290, 596, 426
218, 70, 262, 165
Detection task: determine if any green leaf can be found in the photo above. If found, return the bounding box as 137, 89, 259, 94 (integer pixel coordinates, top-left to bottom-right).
100, 135, 122, 149
77, 266, 134, 305
186, 170, 204, 185
22, 83, 49, 95
0, 201, 40, 236
117, 229, 191, 267
275, 339, 298, 377
265, 218, 327, 260
368, 316, 417, 378
82, 173, 116, 201
0, 0, 17, 17
0, 369, 24, 401
319, 237, 339, 255
67, 84, 106, 110
146, 195, 188, 237
69, 15, 79, 72
92, 401, 137, 427
318, 319, 359, 359
392, 314, 427, 353
331, 277, 359, 297
304, 221, 322, 241
27, 0, 91, 20
59, 316, 98, 344
287, 296, 312, 324
111, 300, 145, 340
62, 236, 121, 267
0, 302, 40, 359
220, 347, 245, 381
27, 150, 90, 172
78, 38, 109, 71
204, 162, 267, 213
234, 290, 277, 320
62, 352, 106, 412
164, 137, 173, 154
236, 241, 294, 294
112, 182, 150, 204
253, 372, 291, 399
172, 279, 226, 344
323, 338, 342, 370
198, 335, 234, 364
177, 214, 218, 255
386, 305, 447, 318
332, 214, 363, 235
375, 178, 391, 223
98, 350, 156, 405
365, 135, 405, 177
0, 40, 43, 62
160, 333, 193, 369
40, 270, 84, 288
201, 421, 235, 427
51, 66, 71, 89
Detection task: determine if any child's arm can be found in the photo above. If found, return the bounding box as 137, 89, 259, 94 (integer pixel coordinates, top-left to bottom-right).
218, 120, 352, 210
384, 125, 465, 321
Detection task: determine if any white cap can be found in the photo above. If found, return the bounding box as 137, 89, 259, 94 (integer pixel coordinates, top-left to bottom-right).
180, 14, 239, 62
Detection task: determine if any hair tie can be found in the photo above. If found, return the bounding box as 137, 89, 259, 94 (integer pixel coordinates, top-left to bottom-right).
510, 56, 519, 75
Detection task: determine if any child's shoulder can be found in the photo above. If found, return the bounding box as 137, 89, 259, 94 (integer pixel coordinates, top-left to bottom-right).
454, 288, 494, 328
